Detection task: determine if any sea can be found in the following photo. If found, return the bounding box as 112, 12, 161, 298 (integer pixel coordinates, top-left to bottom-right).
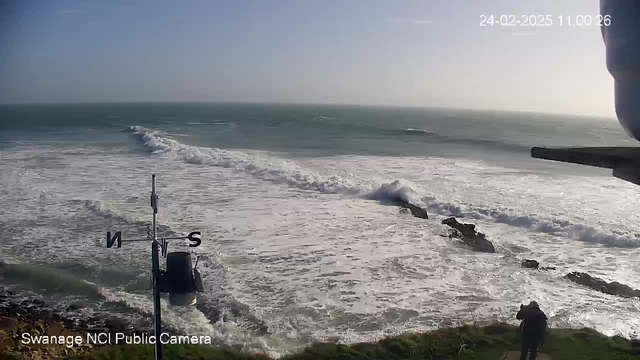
1, 103, 640, 356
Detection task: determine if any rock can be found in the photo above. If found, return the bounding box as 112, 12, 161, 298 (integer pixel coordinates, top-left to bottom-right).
366, 183, 428, 219
104, 316, 129, 332
133, 327, 151, 335
134, 318, 153, 330
66, 302, 89, 311
564, 272, 640, 298
393, 198, 428, 219
521, 259, 556, 271
0, 316, 17, 330
406, 203, 428, 219
442, 217, 496, 253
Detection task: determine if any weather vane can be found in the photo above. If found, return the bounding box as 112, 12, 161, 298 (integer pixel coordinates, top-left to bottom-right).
105, 174, 204, 360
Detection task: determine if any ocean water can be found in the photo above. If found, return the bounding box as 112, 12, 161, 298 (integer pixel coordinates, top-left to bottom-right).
1, 103, 640, 356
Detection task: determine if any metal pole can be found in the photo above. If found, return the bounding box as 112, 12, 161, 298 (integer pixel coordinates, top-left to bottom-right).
151, 175, 163, 360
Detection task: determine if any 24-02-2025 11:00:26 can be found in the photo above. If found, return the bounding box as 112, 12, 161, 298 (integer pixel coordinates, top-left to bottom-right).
479, 14, 612, 27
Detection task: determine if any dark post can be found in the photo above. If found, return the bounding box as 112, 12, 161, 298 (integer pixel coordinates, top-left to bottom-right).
151, 175, 163, 360
152, 240, 163, 359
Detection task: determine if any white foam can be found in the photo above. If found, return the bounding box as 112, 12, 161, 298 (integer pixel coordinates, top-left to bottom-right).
98, 287, 290, 357
404, 128, 436, 135
131, 126, 367, 195
423, 198, 640, 248
4, 128, 640, 356
131, 126, 640, 248
84, 199, 142, 224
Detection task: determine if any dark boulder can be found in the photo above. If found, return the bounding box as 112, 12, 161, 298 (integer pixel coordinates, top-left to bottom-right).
521, 259, 557, 271
442, 217, 495, 253
564, 272, 640, 298
104, 316, 129, 333
366, 182, 428, 219
66, 303, 84, 311
385, 196, 428, 219
400, 201, 428, 219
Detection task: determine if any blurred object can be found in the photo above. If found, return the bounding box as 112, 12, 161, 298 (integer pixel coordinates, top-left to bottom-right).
531, 146, 640, 185
601, 0, 640, 141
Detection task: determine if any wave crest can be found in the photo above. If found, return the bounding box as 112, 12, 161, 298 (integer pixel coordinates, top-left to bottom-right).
423, 199, 640, 248
83, 199, 140, 224
130, 126, 639, 248
404, 128, 437, 135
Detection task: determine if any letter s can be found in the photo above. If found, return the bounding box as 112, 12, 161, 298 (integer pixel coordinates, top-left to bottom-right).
187, 232, 201, 247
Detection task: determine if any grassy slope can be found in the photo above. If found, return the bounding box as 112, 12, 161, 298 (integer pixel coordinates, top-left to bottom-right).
70, 323, 640, 360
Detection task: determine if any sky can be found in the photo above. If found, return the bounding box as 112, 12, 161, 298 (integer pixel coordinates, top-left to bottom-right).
0, 0, 617, 117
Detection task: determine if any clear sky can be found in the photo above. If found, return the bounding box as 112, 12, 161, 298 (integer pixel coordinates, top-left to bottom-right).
0, 0, 616, 117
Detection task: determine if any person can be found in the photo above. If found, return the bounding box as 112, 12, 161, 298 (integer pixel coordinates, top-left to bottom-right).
516, 301, 548, 360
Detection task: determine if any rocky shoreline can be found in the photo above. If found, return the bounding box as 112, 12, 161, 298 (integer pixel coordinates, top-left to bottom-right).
0, 287, 155, 359
394, 201, 640, 302
441, 217, 496, 253
563, 271, 640, 299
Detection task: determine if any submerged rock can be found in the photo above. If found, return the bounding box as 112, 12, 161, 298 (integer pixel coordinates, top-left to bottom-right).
399, 201, 428, 219
386, 195, 428, 219
441, 217, 495, 253
564, 271, 640, 298
521, 259, 556, 271
366, 181, 428, 219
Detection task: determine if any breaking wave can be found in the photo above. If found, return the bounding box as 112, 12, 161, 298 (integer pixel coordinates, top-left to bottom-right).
131, 126, 367, 195
382, 127, 528, 152
130, 126, 639, 248
404, 128, 437, 135
423, 199, 640, 248
82, 199, 143, 224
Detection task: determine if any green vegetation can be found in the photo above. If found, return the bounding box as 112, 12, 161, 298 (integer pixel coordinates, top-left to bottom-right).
70, 323, 640, 360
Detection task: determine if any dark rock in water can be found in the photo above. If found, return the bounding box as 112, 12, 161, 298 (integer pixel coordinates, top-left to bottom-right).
103, 316, 135, 335
401, 201, 428, 219
134, 318, 153, 332
367, 183, 428, 219
521, 259, 556, 271
388, 197, 428, 219
565, 271, 640, 298
104, 316, 129, 332
442, 217, 495, 253
66, 302, 89, 311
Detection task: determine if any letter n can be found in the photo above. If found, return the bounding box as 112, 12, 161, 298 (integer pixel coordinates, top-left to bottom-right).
106, 231, 122, 248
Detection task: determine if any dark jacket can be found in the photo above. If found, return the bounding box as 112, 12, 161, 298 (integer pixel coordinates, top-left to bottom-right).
516, 306, 547, 339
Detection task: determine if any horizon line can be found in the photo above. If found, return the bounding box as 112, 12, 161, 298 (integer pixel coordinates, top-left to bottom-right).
0, 100, 616, 120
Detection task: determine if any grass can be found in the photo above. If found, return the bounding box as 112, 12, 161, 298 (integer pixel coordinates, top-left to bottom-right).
68, 323, 640, 360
